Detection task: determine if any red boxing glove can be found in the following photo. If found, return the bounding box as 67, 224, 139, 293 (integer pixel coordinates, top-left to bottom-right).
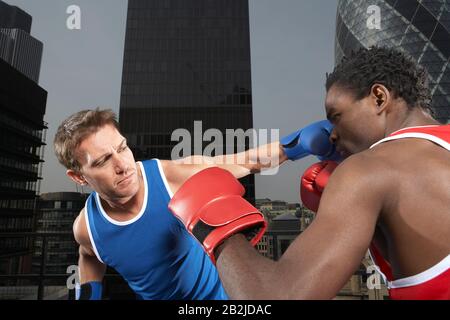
168, 167, 267, 264
300, 161, 338, 212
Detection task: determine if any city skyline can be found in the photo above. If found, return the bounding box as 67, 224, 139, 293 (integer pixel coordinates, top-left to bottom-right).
3, 0, 338, 203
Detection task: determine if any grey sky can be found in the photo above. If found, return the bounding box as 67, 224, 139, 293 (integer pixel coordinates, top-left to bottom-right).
4, 0, 338, 203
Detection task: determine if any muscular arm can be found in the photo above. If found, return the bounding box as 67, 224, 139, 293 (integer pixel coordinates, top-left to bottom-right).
73, 211, 106, 284
208, 141, 289, 177
165, 142, 289, 193
215, 155, 385, 299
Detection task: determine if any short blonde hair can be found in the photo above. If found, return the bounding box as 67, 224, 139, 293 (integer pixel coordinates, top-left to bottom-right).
54, 108, 119, 171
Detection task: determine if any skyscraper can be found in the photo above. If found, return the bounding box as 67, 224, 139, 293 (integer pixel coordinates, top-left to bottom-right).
0, 58, 47, 278
0, 2, 47, 286
33, 193, 88, 276
119, 0, 255, 201
0, 1, 31, 32
335, 0, 450, 124
0, 0, 43, 83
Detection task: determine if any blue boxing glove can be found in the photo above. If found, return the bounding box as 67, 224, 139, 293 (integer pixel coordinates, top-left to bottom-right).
75, 281, 103, 300
280, 120, 342, 162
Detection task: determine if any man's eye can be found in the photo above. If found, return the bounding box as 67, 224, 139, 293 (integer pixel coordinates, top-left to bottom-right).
98, 158, 109, 166
94, 161, 105, 168
97, 155, 112, 167
332, 114, 340, 122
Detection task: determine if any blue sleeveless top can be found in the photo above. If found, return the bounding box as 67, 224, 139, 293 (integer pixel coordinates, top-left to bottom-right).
84, 159, 228, 300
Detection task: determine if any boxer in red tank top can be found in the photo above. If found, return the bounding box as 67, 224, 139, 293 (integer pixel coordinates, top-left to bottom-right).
369, 125, 450, 300
199, 47, 450, 300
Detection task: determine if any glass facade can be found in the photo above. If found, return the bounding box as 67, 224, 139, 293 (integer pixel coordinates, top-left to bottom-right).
335, 0, 450, 123
0, 58, 47, 276
119, 0, 255, 201
0, 1, 32, 33
0, 1, 43, 83
33, 193, 87, 276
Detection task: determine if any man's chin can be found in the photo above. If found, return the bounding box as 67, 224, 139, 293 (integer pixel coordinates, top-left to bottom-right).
110, 183, 139, 202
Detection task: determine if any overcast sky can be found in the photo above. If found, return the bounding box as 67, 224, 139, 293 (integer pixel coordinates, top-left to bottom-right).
4, 0, 338, 203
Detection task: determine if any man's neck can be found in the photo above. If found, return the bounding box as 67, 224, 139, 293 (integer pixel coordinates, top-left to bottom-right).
385, 107, 440, 137
101, 167, 145, 219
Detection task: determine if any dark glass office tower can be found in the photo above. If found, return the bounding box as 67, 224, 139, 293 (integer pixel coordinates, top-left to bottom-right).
119, 0, 255, 201
0, 1, 32, 33
33, 193, 88, 275
0, 0, 43, 83
335, 0, 450, 124
0, 2, 47, 295
0, 58, 47, 278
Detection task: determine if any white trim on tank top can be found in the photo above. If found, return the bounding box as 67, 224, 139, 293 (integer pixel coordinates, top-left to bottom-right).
154, 158, 174, 199
83, 198, 104, 264
370, 132, 450, 150
389, 254, 450, 289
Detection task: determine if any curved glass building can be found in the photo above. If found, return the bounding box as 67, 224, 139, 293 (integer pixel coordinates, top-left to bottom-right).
335, 0, 450, 123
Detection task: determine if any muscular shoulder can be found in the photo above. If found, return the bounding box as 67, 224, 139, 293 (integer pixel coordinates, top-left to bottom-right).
73, 209, 92, 249
159, 159, 178, 185
320, 150, 393, 216
159, 158, 214, 194
331, 149, 392, 186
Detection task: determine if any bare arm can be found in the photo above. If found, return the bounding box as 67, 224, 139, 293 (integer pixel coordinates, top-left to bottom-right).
165, 142, 289, 193
73, 211, 106, 284
205, 141, 289, 177
215, 155, 385, 299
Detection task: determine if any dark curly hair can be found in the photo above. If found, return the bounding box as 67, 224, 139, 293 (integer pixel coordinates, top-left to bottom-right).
326, 47, 433, 115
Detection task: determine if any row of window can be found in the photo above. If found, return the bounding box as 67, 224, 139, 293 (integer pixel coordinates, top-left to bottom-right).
0, 128, 45, 157
0, 217, 33, 231
0, 199, 35, 210
121, 94, 251, 108
0, 238, 29, 250
122, 68, 251, 84
127, 25, 249, 42
40, 211, 80, 220
120, 106, 252, 133
128, 18, 249, 34
36, 221, 73, 231
0, 156, 40, 173
0, 180, 38, 192
128, 5, 247, 20
34, 240, 77, 251
121, 83, 251, 99
0, 112, 45, 140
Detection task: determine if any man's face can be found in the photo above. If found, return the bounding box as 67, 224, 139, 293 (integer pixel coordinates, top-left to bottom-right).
325, 84, 386, 157
73, 124, 139, 202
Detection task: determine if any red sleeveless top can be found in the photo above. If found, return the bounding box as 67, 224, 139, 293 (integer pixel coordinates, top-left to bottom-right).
369, 125, 450, 300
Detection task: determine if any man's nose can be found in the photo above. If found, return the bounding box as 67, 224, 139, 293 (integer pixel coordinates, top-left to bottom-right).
113, 152, 128, 174
329, 127, 338, 144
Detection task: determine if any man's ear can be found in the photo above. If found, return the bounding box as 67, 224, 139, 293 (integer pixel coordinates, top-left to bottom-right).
67, 169, 87, 186
371, 84, 391, 114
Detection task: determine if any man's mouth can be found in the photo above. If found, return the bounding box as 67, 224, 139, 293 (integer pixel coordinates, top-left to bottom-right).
117, 172, 135, 186
336, 146, 350, 158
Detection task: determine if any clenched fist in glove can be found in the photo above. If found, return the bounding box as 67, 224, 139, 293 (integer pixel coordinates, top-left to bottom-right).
300, 161, 339, 212
168, 167, 267, 264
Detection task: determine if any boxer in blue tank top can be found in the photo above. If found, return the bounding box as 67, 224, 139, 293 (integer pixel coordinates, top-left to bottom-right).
85, 159, 227, 299
54, 109, 338, 299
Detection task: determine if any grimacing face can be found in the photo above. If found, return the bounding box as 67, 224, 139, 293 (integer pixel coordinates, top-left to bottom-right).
325, 84, 386, 157
72, 124, 140, 202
